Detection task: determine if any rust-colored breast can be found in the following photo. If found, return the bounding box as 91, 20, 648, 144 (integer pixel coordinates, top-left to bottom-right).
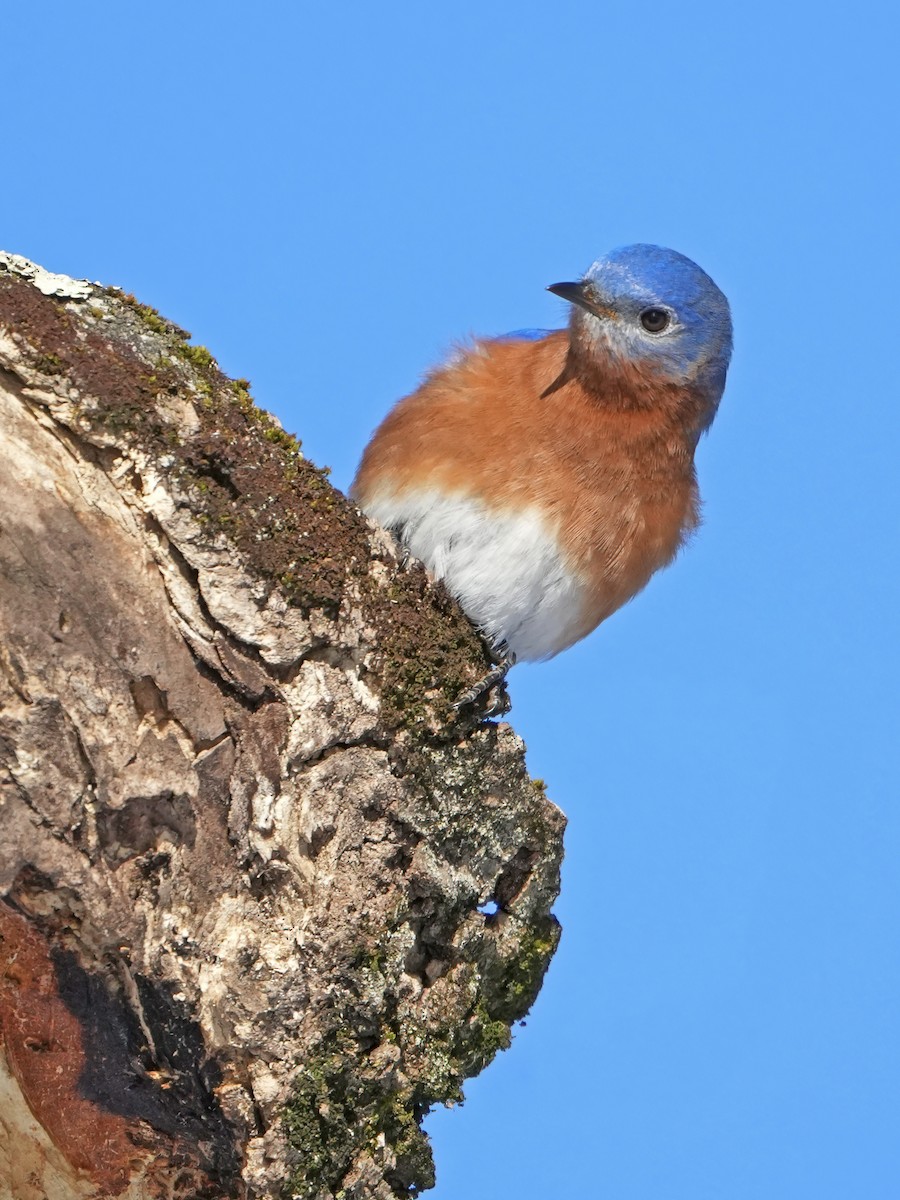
353, 333, 706, 638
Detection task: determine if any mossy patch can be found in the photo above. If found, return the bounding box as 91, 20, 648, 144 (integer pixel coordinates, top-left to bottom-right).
282, 1026, 436, 1200
481, 916, 561, 1024
282, 1030, 366, 1197
280, 888, 558, 1197
364, 568, 493, 734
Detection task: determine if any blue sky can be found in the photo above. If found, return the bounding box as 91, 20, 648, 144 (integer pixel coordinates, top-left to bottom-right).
6, 3, 900, 1197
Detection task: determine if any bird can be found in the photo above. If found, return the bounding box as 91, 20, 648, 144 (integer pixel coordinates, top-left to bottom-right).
351, 244, 732, 704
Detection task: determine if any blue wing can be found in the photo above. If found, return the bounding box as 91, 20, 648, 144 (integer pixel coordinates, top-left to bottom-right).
493, 328, 558, 342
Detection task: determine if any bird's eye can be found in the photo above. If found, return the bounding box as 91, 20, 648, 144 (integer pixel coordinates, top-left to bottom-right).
640, 307, 670, 333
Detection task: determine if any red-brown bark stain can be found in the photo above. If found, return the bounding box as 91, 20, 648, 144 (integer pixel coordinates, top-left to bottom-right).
0, 901, 137, 1193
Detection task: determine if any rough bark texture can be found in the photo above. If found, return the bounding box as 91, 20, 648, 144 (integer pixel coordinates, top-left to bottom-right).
0, 253, 565, 1200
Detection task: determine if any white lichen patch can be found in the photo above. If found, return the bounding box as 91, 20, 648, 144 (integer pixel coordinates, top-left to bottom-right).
0, 251, 94, 300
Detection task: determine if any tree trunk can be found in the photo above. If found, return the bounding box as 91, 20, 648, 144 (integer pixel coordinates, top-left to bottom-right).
0, 253, 565, 1200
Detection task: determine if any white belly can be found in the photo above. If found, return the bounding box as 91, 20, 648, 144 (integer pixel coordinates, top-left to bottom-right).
362, 488, 586, 661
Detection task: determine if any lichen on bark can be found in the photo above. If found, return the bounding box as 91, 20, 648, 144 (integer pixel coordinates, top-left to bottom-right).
0, 252, 565, 1200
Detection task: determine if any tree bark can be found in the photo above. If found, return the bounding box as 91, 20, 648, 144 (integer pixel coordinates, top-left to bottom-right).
0, 253, 565, 1200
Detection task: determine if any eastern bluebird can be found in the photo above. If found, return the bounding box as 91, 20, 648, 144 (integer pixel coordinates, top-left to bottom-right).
352, 244, 732, 701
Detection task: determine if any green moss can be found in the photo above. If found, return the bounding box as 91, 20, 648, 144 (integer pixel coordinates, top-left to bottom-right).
282, 1028, 436, 1200
113, 290, 174, 337
31, 351, 64, 374
178, 340, 216, 371
114, 288, 222, 381
488, 919, 561, 1023
112, 288, 190, 340
365, 569, 493, 735
381, 1096, 436, 1195
469, 998, 513, 1066
282, 1035, 358, 1198
138, 307, 170, 337
278, 909, 537, 1198
421, 904, 558, 1044
277, 860, 558, 1197
263, 424, 301, 449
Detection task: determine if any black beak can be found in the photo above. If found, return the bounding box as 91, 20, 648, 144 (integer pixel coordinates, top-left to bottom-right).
546, 280, 616, 320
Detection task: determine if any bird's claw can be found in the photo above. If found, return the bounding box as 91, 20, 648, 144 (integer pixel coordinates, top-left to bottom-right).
452, 661, 511, 714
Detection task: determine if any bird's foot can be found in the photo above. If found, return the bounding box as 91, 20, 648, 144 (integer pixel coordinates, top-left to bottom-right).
452, 661, 511, 715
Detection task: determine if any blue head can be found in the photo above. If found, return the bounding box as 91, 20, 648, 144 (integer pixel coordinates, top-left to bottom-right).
548, 244, 733, 411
